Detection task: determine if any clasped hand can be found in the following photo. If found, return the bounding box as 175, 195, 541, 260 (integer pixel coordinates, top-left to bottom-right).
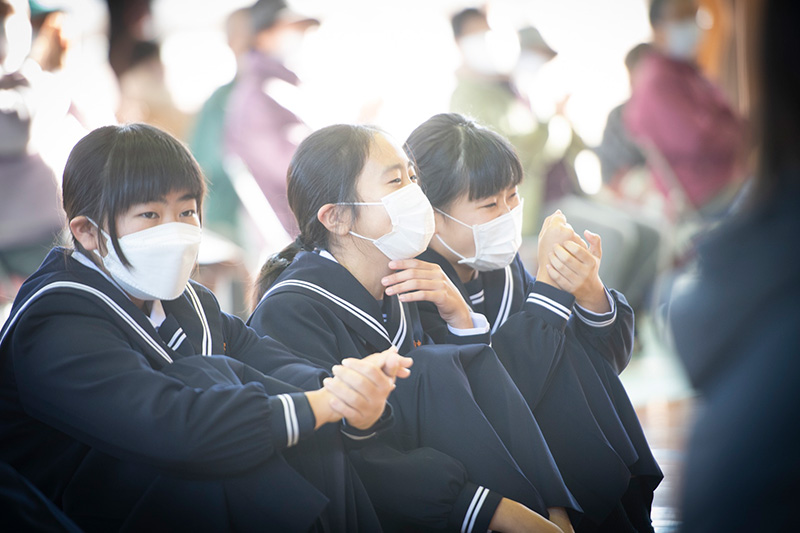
311, 347, 413, 431
536, 210, 610, 313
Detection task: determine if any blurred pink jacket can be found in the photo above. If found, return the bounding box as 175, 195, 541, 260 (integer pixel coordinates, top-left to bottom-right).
224, 51, 306, 237
624, 52, 745, 210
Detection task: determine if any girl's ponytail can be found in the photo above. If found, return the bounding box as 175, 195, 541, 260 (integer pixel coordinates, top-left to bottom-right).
252, 236, 310, 306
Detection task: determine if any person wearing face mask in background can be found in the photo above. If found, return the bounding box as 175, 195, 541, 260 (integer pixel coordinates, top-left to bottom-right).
0, 123, 414, 532
224, 0, 319, 239
249, 124, 580, 533
624, 0, 747, 221
407, 113, 662, 533
450, 8, 598, 237
450, 8, 548, 233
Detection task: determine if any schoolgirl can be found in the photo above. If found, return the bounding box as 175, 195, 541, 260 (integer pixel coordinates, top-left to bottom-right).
249, 124, 578, 533
404, 113, 663, 533
0, 123, 410, 532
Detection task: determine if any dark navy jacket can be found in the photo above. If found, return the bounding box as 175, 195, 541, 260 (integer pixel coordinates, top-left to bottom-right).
417, 249, 663, 523
0, 248, 383, 532
670, 179, 800, 533
250, 250, 580, 532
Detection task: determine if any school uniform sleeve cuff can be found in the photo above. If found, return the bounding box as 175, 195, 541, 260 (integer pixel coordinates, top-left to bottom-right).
340, 403, 394, 444
448, 483, 502, 533
446, 312, 491, 345
524, 281, 576, 331
446, 311, 490, 336
574, 288, 617, 330
268, 392, 316, 450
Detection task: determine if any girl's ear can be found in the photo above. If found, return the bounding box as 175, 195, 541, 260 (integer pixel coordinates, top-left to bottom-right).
317, 204, 352, 236
69, 216, 102, 254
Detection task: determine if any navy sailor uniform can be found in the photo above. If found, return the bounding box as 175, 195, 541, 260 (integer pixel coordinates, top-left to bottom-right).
249, 250, 580, 532
417, 249, 663, 530
0, 248, 384, 532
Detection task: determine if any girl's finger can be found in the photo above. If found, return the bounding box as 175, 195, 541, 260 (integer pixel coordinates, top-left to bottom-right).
551, 248, 581, 277
546, 263, 573, 291
563, 241, 594, 264
324, 374, 368, 409
385, 279, 441, 296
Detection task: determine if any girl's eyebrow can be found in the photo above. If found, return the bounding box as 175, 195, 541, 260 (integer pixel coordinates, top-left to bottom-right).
381, 162, 406, 176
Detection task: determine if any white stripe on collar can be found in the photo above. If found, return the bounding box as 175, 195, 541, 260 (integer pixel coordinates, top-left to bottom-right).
265, 279, 395, 347
391, 298, 407, 348
76, 250, 207, 354
490, 265, 513, 334
274, 249, 407, 348
185, 283, 212, 355
0, 280, 173, 364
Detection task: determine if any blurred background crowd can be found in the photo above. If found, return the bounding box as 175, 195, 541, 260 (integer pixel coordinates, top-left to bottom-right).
0, 0, 750, 319
0, 1, 757, 530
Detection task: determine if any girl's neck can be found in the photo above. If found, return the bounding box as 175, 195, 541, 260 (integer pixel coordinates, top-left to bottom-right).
429, 237, 476, 285
329, 244, 390, 300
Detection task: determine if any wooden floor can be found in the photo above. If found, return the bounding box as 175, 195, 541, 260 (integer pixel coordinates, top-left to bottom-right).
636, 396, 695, 532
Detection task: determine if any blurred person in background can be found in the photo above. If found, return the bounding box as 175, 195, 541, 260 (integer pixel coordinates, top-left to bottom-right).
224, 0, 319, 238
0, 0, 65, 314
512, 25, 592, 217
116, 39, 189, 138
625, 0, 746, 221
595, 42, 654, 191
189, 7, 253, 246
26, 1, 118, 172
105, 0, 151, 79
450, 8, 662, 323
450, 8, 548, 233
589, 42, 668, 318
667, 0, 800, 530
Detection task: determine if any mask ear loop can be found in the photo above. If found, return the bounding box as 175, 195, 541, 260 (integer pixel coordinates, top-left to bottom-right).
433, 208, 474, 263
335, 202, 383, 244
83, 217, 112, 258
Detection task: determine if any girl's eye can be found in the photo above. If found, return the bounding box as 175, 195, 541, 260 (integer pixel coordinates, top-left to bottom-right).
508, 191, 518, 199
181, 209, 197, 218
481, 202, 497, 209
409, 173, 419, 182
139, 212, 159, 219
388, 177, 402, 185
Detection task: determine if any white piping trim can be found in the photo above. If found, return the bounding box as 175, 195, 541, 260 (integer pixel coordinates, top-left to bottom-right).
341, 430, 376, 441
391, 301, 407, 348
264, 279, 393, 346
170, 333, 188, 351
0, 281, 173, 364
167, 328, 184, 348
528, 293, 571, 317
276, 394, 299, 447
185, 284, 212, 355
574, 305, 617, 327
527, 297, 571, 321
469, 290, 485, 305
490, 266, 513, 334
462, 486, 489, 533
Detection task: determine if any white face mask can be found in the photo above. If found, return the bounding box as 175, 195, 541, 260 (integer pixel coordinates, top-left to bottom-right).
342, 183, 435, 261
436, 199, 524, 272
664, 19, 701, 60
90, 220, 202, 301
